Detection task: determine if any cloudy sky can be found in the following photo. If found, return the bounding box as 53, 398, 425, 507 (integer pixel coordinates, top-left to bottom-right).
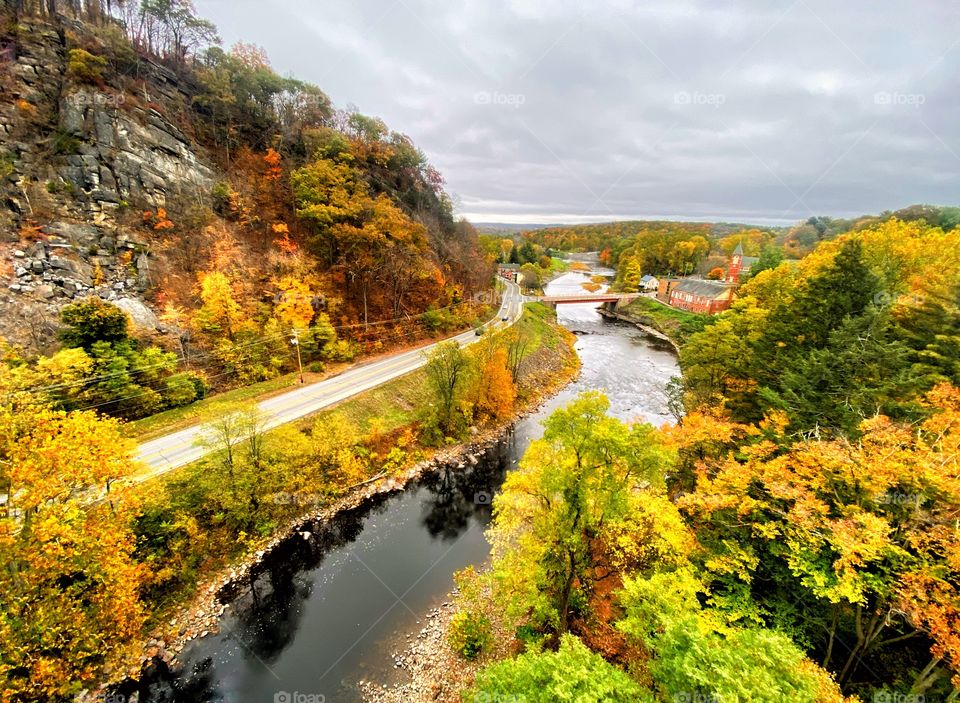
196, 0, 959, 225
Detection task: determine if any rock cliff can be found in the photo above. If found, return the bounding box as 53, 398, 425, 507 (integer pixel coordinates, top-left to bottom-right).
0, 16, 217, 350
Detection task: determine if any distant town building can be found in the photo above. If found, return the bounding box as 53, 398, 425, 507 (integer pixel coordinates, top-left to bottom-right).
639, 274, 659, 292
727, 243, 760, 284
668, 279, 734, 314
498, 263, 520, 281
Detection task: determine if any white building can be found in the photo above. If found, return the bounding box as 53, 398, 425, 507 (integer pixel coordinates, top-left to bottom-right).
640, 274, 659, 292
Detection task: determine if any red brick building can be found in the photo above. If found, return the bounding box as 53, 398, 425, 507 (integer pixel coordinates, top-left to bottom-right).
668, 279, 734, 314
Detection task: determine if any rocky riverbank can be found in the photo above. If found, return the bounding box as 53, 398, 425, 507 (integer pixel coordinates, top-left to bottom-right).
358, 595, 475, 703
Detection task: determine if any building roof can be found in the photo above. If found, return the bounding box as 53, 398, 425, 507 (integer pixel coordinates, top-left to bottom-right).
733, 242, 744, 256
672, 279, 734, 300
740, 256, 760, 267
640, 274, 657, 283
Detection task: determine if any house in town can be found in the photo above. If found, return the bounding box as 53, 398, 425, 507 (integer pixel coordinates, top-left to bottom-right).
726, 243, 760, 284
639, 274, 659, 292
668, 279, 735, 314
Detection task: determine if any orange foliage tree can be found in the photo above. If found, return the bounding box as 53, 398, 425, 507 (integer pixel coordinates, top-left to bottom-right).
675, 384, 960, 693
475, 347, 516, 420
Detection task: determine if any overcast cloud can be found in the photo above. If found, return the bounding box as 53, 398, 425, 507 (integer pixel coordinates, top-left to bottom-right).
196, 0, 960, 225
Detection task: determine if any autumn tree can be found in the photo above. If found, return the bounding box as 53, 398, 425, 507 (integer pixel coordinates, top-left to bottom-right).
468, 635, 653, 702
474, 347, 515, 420
0, 376, 144, 702
504, 326, 532, 383
488, 392, 673, 635
196, 271, 249, 341
678, 385, 960, 695
425, 341, 472, 435
273, 276, 315, 330
59, 297, 129, 350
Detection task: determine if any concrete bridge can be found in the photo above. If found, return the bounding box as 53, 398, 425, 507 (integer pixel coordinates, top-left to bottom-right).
535, 293, 641, 306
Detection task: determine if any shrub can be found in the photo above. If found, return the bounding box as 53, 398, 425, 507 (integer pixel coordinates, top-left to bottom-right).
211, 181, 232, 214
0, 151, 14, 179
448, 610, 492, 660
164, 373, 199, 407
468, 634, 653, 702
51, 129, 82, 155
60, 298, 129, 350
188, 373, 208, 400
66, 48, 107, 83
324, 339, 359, 362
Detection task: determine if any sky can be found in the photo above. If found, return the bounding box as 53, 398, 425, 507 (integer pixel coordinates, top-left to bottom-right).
196, 0, 960, 226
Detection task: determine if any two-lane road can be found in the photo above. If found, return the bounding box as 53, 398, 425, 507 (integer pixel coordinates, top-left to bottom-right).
133, 280, 525, 481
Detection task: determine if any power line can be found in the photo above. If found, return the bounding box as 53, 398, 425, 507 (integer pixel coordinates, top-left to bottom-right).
7, 301, 478, 399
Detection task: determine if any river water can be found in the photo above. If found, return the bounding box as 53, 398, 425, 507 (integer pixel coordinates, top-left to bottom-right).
133, 271, 679, 703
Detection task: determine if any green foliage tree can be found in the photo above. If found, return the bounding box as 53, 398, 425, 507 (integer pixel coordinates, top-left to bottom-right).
618, 570, 846, 703
59, 298, 129, 350
467, 635, 653, 703
424, 341, 472, 436
489, 392, 672, 634
749, 244, 786, 278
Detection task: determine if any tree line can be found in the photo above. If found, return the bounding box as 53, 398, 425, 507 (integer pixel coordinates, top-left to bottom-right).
449, 216, 960, 702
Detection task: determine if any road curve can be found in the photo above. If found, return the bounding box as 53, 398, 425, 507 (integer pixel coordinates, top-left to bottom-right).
132, 279, 525, 482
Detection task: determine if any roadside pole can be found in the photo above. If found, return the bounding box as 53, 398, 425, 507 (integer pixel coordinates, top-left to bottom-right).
291, 329, 304, 383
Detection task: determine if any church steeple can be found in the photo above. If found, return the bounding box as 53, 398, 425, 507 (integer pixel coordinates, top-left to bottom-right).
728, 243, 745, 283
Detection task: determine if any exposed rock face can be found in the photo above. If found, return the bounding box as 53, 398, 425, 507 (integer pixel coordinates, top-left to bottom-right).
0, 220, 153, 349
0, 17, 222, 351
113, 296, 160, 331
57, 90, 214, 210
0, 18, 215, 218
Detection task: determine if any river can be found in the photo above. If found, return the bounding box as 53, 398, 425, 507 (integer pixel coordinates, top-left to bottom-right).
131, 271, 680, 703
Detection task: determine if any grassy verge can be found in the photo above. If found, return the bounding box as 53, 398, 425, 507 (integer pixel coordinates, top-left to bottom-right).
306, 370, 431, 437
620, 296, 709, 347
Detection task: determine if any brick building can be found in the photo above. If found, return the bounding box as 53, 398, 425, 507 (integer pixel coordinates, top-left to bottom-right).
668, 279, 734, 314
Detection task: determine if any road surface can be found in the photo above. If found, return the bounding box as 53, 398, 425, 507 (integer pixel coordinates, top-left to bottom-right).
133, 280, 525, 481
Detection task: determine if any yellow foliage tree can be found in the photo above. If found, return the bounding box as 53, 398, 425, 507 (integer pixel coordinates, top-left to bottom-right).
0, 382, 144, 701
273, 276, 315, 330
196, 271, 249, 340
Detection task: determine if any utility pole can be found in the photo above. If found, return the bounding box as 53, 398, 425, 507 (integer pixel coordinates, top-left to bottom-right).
291, 329, 304, 384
